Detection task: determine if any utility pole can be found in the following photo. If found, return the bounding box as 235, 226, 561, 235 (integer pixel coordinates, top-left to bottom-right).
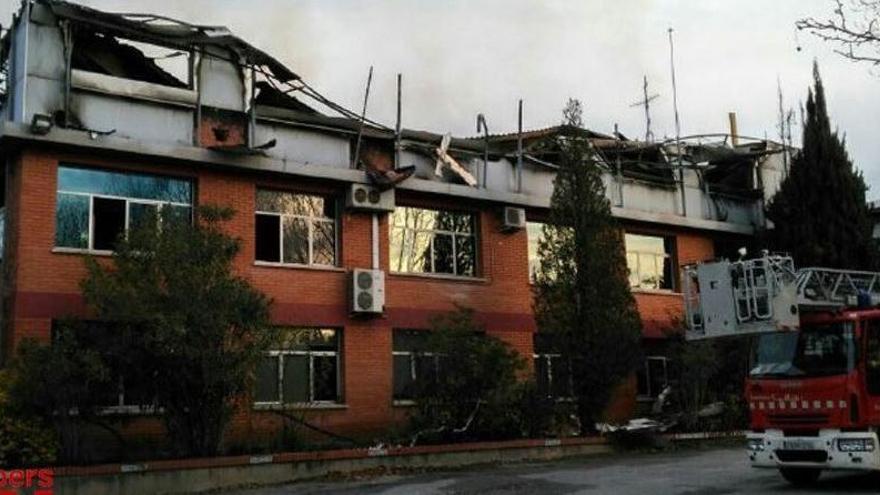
629, 75, 659, 142
668, 27, 686, 217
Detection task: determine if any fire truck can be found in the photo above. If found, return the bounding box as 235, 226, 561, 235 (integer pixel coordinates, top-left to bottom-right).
684, 254, 880, 486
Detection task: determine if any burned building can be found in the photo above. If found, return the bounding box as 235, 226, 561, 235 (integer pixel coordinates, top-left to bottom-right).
0, 0, 788, 450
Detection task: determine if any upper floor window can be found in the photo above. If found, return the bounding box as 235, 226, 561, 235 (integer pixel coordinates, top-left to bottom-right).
390, 206, 477, 277
55, 165, 193, 251
254, 328, 341, 406
625, 233, 675, 291
255, 190, 337, 267
527, 221, 545, 282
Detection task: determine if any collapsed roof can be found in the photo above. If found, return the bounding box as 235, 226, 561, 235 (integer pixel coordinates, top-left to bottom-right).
5, 0, 783, 198
46, 0, 298, 82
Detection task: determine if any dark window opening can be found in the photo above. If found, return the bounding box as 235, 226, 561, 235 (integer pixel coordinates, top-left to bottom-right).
255, 214, 281, 262
92, 197, 126, 251
392, 329, 440, 401
533, 333, 573, 400
637, 356, 669, 399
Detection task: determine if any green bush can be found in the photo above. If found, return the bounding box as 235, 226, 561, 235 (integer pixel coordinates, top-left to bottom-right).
6, 332, 112, 464
406, 307, 557, 444
0, 371, 58, 467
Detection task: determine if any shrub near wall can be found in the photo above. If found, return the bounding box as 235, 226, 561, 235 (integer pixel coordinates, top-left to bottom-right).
406, 307, 558, 445
0, 371, 58, 467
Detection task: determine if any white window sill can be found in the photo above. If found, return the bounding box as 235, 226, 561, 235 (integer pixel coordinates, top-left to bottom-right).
631, 288, 682, 297
389, 272, 487, 284
52, 247, 114, 256
97, 405, 161, 416
252, 402, 347, 411
253, 261, 345, 272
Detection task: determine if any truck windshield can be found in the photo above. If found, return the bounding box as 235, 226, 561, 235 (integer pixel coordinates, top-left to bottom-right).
750, 322, 855, 378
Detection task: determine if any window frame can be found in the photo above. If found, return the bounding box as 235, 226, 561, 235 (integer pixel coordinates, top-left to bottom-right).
625, 232, 677, 292
254, 329, 342, 407
526, 221, 546, 283
254, 189, 339, 268
389, 206, 479, 277
637, 355, 670, 400
55, 166, 193, 254
533, 351, 574, 401
392, 348, 441, 403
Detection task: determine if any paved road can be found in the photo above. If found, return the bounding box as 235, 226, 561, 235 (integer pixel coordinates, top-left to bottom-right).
228, 447, 880, 494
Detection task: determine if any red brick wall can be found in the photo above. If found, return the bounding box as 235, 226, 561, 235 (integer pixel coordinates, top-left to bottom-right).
2, 147, 720, 445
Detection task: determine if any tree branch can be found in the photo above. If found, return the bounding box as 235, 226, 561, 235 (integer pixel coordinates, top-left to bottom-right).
798, 0, 880, 66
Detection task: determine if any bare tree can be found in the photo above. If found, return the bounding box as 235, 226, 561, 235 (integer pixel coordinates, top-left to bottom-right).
797, 0, 880, 65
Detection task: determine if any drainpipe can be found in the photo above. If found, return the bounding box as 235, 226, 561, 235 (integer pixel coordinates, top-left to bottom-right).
372, 214, 379, 270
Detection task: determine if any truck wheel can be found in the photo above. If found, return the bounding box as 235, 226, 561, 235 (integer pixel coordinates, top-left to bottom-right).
779, 467, 821, 486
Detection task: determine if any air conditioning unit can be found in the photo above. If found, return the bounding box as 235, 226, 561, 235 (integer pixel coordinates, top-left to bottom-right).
346, 184, 395, 212
501, 206, 526, 231
351, 268, 385, 314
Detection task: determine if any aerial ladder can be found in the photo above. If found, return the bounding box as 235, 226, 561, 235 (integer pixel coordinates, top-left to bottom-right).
684, 253, 880, 339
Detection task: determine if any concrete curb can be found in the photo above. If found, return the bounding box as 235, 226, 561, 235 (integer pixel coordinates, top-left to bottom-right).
53, 432, 743, 495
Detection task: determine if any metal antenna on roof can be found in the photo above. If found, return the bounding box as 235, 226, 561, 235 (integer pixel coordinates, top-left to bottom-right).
667, 27, 686, 217
352, 65, 374, 169
629, 75, 659, 142
516, 99, 524, 194
776, 76, 790, 175
395, 73, 402, 170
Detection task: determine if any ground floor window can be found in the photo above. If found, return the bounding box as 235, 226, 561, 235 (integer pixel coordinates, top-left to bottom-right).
52, 320, 157, 411
533, 333, 573, 399
392, 329, 440, 401
254, 328, 341, 406
636, 356, 669, 399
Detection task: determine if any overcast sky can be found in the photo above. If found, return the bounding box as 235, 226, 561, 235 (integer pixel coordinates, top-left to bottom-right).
5, 1, 880, 197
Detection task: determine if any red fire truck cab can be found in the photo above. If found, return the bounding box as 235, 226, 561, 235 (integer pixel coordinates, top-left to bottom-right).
746, 308, 880, 484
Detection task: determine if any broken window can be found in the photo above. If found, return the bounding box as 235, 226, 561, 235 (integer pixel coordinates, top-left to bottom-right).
389, 206, 477, 277
55, 165, 193, 251
625, 233, 676, 291
254, 328, 340, 405
71, 31, 190, 88
254, 189, 337, 266
392, 329, 440, 402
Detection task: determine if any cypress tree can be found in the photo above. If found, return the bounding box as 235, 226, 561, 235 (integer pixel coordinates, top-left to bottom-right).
533, 99, 642, 433
766, 62, 876, 270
